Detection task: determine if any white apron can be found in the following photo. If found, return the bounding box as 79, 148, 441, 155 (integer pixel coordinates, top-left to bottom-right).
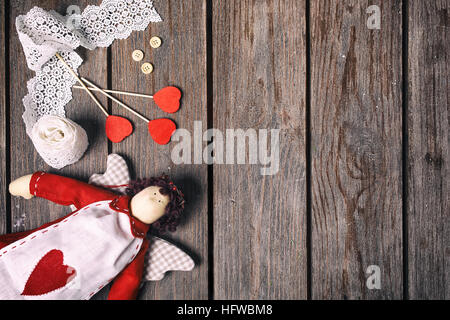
0, 200, 143, 300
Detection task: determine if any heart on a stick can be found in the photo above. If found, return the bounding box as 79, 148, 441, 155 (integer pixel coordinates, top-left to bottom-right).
148, 118, 176, 145
22, 250, 76, 296
105, 115, 133, 143
153, 86, 182, 113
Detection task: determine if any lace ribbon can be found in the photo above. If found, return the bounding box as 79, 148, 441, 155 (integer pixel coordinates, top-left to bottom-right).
31, 115, 89, 169
16, 0, 162, 136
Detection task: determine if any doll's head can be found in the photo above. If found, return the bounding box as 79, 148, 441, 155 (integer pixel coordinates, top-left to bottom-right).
127, 175, 185, 233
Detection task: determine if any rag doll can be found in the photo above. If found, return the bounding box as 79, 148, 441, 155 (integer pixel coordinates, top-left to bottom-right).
0, 169, 185, 300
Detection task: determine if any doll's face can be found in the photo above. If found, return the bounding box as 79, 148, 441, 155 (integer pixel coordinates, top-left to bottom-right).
130, 186, 170, 224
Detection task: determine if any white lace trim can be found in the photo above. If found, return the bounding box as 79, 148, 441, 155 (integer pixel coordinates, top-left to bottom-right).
17, 0, 162, 135
22, 51, 83, 135
16, 7, 81, 72
80, 0, 162, 48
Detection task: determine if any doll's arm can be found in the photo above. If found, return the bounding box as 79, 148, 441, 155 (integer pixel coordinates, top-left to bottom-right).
0, 210, 75, 250
108, 240, 149, 300
10, 172, 116, 209
0, 230, 34, 250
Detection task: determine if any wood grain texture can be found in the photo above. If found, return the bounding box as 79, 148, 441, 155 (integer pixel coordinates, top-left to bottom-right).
111, 0, 208, 299
0, 1, 7, 235
9, 0, 109, 298
407, 0, 449, 300
213, 0, 307, 299
2, 0, 449, 301
310, 0, 403, 299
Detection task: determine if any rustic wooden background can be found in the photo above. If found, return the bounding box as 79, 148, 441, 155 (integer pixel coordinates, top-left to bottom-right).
0, 0, 448, 300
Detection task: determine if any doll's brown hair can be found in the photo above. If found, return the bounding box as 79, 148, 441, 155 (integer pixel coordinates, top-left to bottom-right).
126, 175, 185, 233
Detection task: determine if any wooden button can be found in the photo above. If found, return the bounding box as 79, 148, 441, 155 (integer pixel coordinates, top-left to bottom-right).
150, 36, 162, 48
141, 62, 154, 74
132, 50, 144, 61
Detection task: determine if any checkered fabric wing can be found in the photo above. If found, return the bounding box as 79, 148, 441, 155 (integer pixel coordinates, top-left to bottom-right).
143, 237, 195, 281
89, 153, 130, 194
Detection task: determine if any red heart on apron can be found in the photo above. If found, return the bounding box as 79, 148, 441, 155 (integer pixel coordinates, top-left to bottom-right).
153, 86, 182, 113
22, 249, 76, 296
148, 118, 176, 145
105, 115, 133, 143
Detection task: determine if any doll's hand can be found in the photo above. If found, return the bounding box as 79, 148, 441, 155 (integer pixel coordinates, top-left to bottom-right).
9, 174, 34, 199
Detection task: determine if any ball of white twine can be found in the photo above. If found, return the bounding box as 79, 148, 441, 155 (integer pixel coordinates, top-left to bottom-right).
31, 115, 89, 169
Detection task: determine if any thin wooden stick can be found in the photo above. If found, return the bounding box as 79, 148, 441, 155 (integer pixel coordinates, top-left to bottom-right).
55, 53, 109, 117
73, 86, 154, 99
81, 77, 150, 123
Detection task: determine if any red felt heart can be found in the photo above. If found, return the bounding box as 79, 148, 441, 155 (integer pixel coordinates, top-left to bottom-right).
105, 115, 133, 143
153, 86, 182, 113
22, 250, 76, 296
148, 118, 176, 145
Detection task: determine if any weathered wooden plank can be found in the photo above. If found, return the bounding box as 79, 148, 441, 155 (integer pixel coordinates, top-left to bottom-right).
111, 0, 208, 299
213, 0, 307, 299
9, 0, 108, 278
310, 1, 403, 299
0, 1, 7, 236
407, 0, 449, 300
